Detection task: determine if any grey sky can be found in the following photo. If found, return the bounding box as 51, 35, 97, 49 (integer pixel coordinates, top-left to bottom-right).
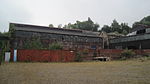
0, 0, 150, 32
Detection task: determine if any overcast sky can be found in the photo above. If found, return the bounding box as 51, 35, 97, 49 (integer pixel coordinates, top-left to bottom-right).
0, 0, 150, 32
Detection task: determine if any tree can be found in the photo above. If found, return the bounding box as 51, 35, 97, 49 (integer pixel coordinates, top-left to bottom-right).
101, 20, 131, 35
120, 23, 131, 35
101, 25, 112, 33
49, 24, 54, 27
58, 24, 62, 28
132, 15, 150, 28
140, 15, 150, 26
0, 32, 2, 36
111, 19, 121, 33
64, 17, 99, 32
0, 32, 10, 63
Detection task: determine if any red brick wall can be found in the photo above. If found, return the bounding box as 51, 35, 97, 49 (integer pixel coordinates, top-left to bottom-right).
134, 50, 150, 55
10, 49, 14, 61
77, 49, 123, 60
143, 50, 150, 53
80, 49, 150, 60
11, 49, 75, 62
98, 49, 123, 59
98, 49, 150, 59
10, 49, 150, 62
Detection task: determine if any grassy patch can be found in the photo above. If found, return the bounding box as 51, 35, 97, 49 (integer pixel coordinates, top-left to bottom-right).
0, 60, 150, 84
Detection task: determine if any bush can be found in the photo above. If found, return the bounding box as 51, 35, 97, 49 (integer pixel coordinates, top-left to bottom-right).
142, 53, 150, 57
0, 40, 10, 62
82, 49, 88, 54
23, 37, 43, 49
75, 52, 82, 62
121, 50, 135, 60
93, 52, 97, 57
48, 43, 63, 50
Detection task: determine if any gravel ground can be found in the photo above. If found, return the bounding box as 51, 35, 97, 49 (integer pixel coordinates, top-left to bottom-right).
0, 60, 150, 84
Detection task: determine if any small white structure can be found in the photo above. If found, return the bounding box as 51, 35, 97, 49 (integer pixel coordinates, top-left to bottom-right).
14, 49, 17, 62
93, 57, 110, 61
5, 52, 10, 62
126, 31, 137, 36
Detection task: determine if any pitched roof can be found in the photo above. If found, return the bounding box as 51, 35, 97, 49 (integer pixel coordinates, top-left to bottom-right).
110, 33, 150, 43
11, 23, 100, 37
131, 24, 150, 32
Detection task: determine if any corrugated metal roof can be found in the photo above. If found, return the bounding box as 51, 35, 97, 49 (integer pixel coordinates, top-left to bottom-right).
11, 23, 100, 37
131, 25, 150, 32
110, 33, 150, 43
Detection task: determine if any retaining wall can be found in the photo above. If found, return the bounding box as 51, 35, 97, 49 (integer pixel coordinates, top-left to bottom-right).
11, 49, 75, 62
10, 49, 150, 62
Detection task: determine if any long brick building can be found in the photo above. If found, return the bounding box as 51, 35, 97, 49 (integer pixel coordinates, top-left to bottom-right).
10, 23, 103, 51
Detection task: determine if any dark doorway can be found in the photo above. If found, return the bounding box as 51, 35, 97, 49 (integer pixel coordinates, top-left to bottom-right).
136, 29, 146, 35
127, 46, 138, 49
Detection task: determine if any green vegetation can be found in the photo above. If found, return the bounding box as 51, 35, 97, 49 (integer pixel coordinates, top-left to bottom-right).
75, 52, 83, 62
63, 17, 99, 32
82, 49, 88, 55
8, 23, 15, 37
0, 40, 9, 62
101, 19, 131, 35
0, 24, 15, 60
48, 15, 150, 35
93, 52, 97, 57
23, 38, 63, 50
121, 49, 135, 60
48, 43, 63, 50
0, 32, 10, 63
23, 37, 43, 49
49, 24, 54, 27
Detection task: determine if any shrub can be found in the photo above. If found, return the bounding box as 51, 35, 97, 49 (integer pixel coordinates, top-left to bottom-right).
121, 49, 135, 60
48, 43, 63, 50
23, 37, 43, 49
82, 49, 88, 54
0, 40, 10, 62
142, 53, 150, 57
93, 52, 97, 57
75, 52, 82, 62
